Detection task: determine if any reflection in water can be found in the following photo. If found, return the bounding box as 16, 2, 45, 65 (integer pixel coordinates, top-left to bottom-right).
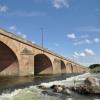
0, 76, 33, 94
0, 74, 78, 94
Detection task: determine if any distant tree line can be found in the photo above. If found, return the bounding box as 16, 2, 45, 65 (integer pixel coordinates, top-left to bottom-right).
89, 64, 100, 73
89, 64, 100, 69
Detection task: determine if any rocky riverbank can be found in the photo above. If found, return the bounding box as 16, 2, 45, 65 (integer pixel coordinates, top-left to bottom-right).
38, 76, 100, 96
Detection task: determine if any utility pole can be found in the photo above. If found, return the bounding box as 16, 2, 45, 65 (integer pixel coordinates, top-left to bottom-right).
41, 28, 44, 51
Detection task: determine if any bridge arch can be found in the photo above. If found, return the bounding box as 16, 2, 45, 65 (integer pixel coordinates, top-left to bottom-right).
0, 41, 19, 76
60, 60, 66, 73
34, 54, 53, 75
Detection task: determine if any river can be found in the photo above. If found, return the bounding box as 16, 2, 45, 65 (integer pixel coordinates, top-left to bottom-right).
0, 73, 100, 100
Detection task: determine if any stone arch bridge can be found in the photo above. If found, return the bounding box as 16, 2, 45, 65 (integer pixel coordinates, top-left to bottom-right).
0, 29, 87, 76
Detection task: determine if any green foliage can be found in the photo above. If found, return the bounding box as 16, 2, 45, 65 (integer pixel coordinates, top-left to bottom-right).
89, 64, 100, 73
89, 64, 100, 69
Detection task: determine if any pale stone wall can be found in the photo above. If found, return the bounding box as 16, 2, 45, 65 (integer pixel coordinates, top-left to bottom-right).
66, 62, 73, 73
0, 29, 87, 76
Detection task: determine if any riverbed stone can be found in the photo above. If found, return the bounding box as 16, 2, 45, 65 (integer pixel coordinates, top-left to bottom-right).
84, 77, 99, 87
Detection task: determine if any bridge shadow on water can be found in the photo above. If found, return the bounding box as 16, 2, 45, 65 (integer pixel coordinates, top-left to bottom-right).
0, 73, 80, 94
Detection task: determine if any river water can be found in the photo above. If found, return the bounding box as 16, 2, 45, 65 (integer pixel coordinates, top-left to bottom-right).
0, 73, 100, 100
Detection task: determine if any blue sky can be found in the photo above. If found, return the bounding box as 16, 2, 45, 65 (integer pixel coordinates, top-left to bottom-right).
0, 0, 100, 66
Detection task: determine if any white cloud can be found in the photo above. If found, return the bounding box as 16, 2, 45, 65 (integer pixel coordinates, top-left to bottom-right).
0, 4, 45, 17
74, 37, 100, 46
73, 35, 90, 45
66, 33, 91, 47
32, 41, 36, 44
73, 39, 92, 46
8, 26, 27, 39
52, 0, 69, 9
74, 52, 85, 57
80, 52, 86, 57
85, 39, 92, 44
21, 34, 27, 39
94, 38, 100, 43
74, 52, 79, 56
67, 33, 76, 39
0, 5, 8, 13
73, 48, 95, 58
77, 26, 100, 32
84, 49, 95, 56
17, 32, 27, 39
9, 26, 16, 31
48, 47, 54, 51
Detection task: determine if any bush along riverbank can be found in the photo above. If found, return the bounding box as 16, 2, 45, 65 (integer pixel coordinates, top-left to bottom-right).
38, 76, 100, 96
89, 64, 100, 73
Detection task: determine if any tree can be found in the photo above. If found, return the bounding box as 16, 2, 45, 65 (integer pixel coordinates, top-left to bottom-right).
89, 64, 100, 73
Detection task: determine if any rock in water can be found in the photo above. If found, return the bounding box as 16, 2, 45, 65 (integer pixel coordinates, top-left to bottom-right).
50, 85, 63, 93
62, 88, 72, 95
84, 77, 99, 87
50, 85, 72, 94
